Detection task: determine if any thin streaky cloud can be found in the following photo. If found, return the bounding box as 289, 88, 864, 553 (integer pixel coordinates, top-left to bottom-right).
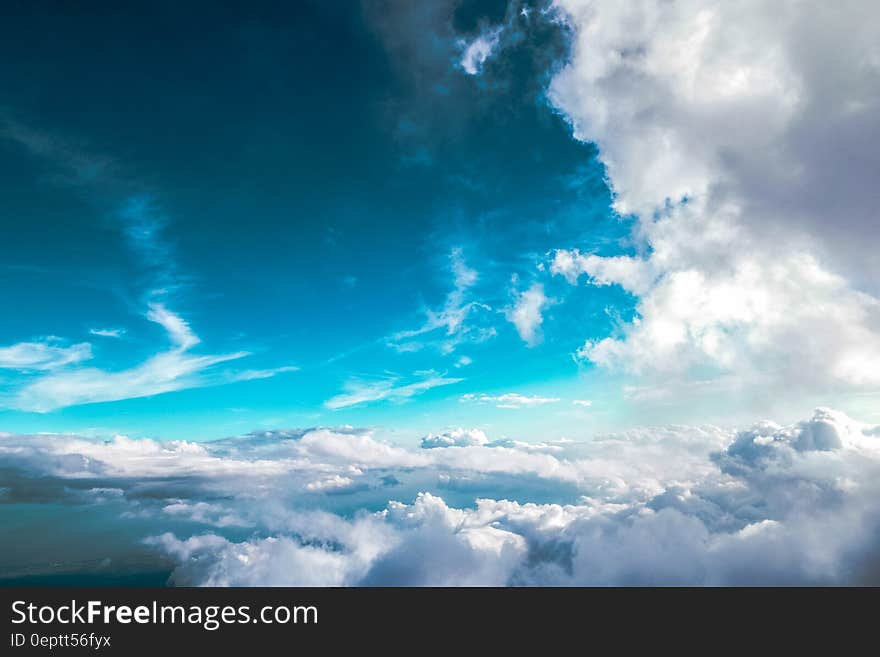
326, 374, 464, 410
460, 392, 561, 409
5, 305, 254, 412
89, 328, 125, 338
0, 339, 93, 371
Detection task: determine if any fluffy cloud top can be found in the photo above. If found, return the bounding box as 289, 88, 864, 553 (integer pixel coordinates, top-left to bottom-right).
506, 283, 549, 347
548, 0, 880, 391
3, 407, 880, 585
421, 427, 489, 449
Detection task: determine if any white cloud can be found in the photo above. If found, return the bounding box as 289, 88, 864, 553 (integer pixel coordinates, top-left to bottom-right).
6, 304, 251, 412
460, 392, 561, 409
389, 248, 494, 354
506, 283, 549, 347
225, 365, 300, 382
0, 121, 296, 410
161, 502, 247, 528
146, 532, 373, 587
550, 250, 654, 296
421, 427, 489, 449
0, 339, 92, 371
146, 302, 199, 350
572, 399, 592, 407
305, 475, 357, 493
459, 28, 502, 75
548, 0, 880, 393
295, 428, 427, 469
325, 373, 463, 410
572, 247, 880, 389
5, 407, 880, 584
11, 351, 246, 413
89, 328, 125, 339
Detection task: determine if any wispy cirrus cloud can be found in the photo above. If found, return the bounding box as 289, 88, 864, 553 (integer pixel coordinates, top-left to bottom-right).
2, 306, 298, 413
0, 116, 115, 187
89, 328, 125, 339
116, 195, 181, 294
0, 118, 296, 410
460, 392, 560, 409
5, 303, 254, 412
388, 248, 495, 355
0, 339, 93, 371
224, 365, 300, 383
1, 115, 176, 294
325, 372, 463, 410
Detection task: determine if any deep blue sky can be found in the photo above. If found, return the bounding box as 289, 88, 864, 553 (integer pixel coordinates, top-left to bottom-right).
0, 0, 644, 441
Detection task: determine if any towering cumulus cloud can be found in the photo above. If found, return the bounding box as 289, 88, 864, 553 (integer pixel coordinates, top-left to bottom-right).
548, 0, 880, 392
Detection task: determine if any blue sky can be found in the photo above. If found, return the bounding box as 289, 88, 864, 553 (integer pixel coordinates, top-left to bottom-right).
2, 0, 880, 446
2, 0, 880, 587
0, 0, 642, 441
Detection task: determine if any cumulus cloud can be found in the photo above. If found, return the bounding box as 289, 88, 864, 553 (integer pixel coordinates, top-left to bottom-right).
145, 532, 376, 586
305, 475, 359, 493
3, 407, 879, 584
0, 415, 725, 506
421, 427, 489, 449
161, 409, 880, 585
576, 248, 880, 390
550, 250, 654, 296
506, 283, 549, 346
547, 0, 880, 392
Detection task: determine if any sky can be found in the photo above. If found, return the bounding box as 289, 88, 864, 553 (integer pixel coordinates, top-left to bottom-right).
2, 0, 880, 585
0, 0, 638, 443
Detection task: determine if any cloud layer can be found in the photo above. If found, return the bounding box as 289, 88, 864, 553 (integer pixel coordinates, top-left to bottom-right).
2, 407, 879, 585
